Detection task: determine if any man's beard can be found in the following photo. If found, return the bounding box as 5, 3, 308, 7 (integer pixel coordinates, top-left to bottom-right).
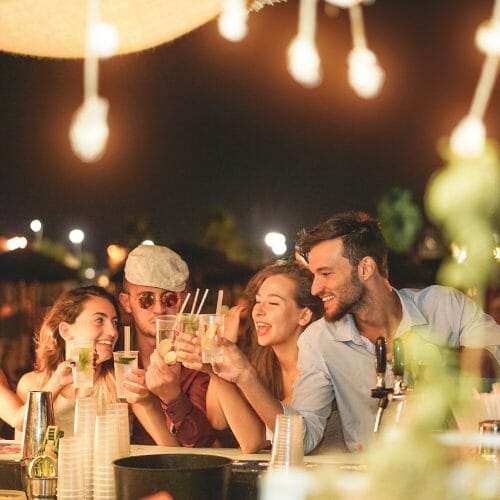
324, 269, 368, 323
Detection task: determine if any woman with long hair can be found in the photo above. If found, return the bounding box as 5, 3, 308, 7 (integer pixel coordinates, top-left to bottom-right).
16, 286, 121, 435
177, 260, 323, 452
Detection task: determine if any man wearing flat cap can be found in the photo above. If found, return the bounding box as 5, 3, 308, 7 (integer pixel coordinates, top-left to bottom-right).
119, 244, 217, 447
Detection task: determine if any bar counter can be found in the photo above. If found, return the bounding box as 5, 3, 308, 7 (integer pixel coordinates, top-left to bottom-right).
0, 440, 365, 498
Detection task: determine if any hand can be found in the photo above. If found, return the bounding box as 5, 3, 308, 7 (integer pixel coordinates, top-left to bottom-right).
124, 368, 151, 404
175, 332, 207, 372
223, 305, 246, 343
216, 338, 252, 384
145, 350, 182, 404
47, 360, 74, 393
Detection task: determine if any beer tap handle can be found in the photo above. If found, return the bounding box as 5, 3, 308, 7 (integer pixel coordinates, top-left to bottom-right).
393, 337, 405, 394
393, 338, 404, 377
371, 336, 390, 398
375, 336, 386, 379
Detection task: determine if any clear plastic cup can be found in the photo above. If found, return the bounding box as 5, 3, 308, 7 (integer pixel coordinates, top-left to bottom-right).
66, 340, 94, 389
176, 313, 200, 336
156, 315, 177, 364
113, 350, 139, 399
198, 314, 224, 368
269, 414, 304, 471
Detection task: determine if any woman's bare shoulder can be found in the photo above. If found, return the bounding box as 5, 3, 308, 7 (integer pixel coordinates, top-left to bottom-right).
16, 371, 43, 400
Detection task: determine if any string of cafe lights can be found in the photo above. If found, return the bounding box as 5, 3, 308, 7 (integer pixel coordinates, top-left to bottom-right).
70, 0, 499, 163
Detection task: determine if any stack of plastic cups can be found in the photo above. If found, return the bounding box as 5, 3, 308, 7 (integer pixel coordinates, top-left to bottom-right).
57, 436, 84, 499
106, 402, 131, 457
74, 397, 98, 499
93, 413, 121, 499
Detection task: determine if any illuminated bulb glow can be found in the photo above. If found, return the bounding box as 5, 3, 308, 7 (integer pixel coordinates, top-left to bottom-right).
287, 36, 322, 87
218, 0, 248, 42
494, 246, 500, 261
141, 240, 155, 246
6, 237, 27, 250
451, 243, 467, 264
30, 219, 42, 232
69, 96, 109, 162
450, 115, 486, 158
325, 0, 360, 7
347, 47, 384, 98
84, 267, 96, 279
288, 0, 322, 87
88, 22, 120, 58
69, 229, 85, 244
271, 241, 287, 256
264, 232, 286, 247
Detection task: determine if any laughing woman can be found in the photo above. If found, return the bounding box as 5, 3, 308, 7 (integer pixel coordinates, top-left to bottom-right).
177, 261, 323, 452
16, 286, 121, 435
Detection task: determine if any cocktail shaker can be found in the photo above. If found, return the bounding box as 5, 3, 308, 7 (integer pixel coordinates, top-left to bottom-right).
21, 391, 55, 460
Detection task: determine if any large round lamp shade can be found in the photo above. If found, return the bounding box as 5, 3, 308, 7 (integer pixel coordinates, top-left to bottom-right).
0, 0, 221, 58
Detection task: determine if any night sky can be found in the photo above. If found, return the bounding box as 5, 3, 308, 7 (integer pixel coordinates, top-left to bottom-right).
0, 0, 498, 264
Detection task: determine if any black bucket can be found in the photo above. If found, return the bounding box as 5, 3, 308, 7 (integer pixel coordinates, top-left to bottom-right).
113, 454, 232, 500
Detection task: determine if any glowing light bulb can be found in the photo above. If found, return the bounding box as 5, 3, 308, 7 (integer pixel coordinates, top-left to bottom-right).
325, 0, 360, 7
69, 96, 109, 162
271, 241, 287, 256
475, 20, 500, 55
287, 36, 322, 87
88, 22, 120, 58
218, 0, 248, 42
450, 115, 486, 158
347, 47, 385, 98
264, 232, 286, 247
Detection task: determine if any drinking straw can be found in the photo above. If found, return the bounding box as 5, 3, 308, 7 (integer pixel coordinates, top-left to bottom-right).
196, 288, 209, 316
179, 292, 191, 314
190, 288, 200, 315
216, 289, 224, 316
124, 326, 131, 354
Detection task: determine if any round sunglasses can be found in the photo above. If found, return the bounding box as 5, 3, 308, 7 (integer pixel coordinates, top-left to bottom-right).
128, 290, 180, 309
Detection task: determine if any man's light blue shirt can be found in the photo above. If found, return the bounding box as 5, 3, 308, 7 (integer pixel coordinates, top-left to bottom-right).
283, 285, 500, 453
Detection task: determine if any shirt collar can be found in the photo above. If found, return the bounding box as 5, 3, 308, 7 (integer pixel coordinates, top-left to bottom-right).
321, 288, 430, 344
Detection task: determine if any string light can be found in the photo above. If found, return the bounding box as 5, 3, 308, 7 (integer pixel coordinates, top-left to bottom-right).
218, 0, 248, 42
88, 22, 120, 58
69, 0, 111, 163
347, 3, 384, 98
450, 0, 500, 158
287, 0, 322, 87
69, 96, 110, 163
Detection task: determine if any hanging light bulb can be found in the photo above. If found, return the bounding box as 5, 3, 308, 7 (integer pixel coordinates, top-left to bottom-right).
69, 96, 110, 163
450, 115, 486, 158
88, 21, 120, 58
347, 47, 384, 98
218, 0, 248, 42
287, 0, 322, 87
475, 19, 500, 55
287, 35, 322, 87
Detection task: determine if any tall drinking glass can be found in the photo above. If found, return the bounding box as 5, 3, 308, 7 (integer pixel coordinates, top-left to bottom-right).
198, 314, 224, 368
176, 313, 199, 337
66, 339, 94, 389
156, 314, 177, 364
113, 351, 139, 399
